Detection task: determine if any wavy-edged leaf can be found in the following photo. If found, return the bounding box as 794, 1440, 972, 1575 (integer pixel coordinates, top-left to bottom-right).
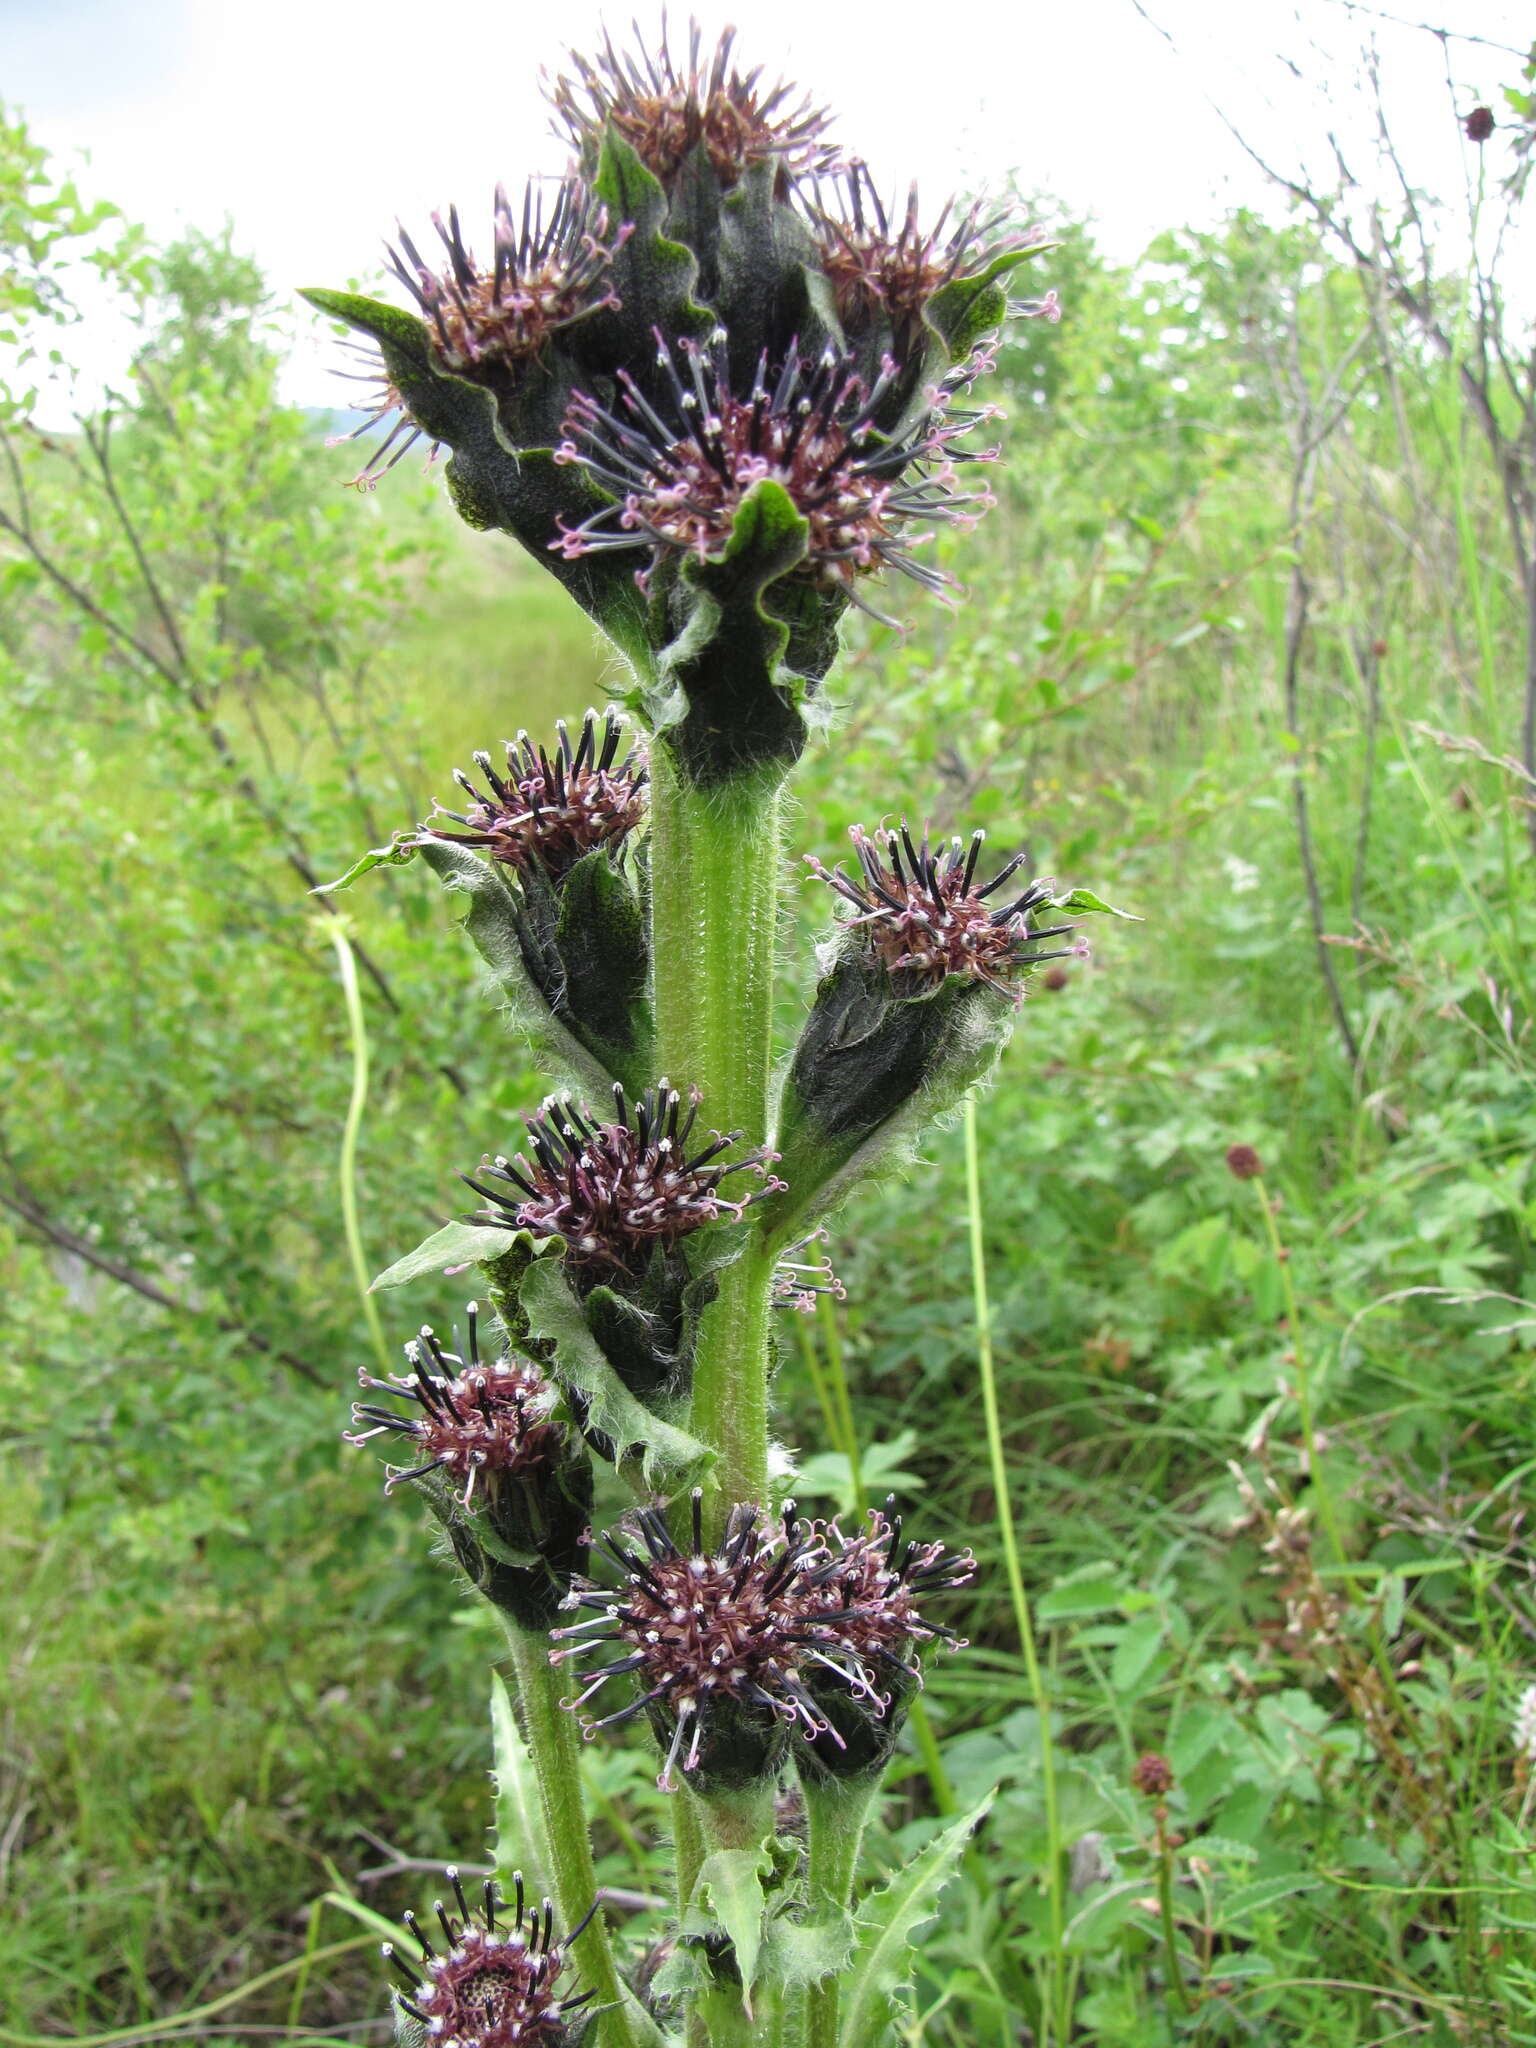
839, 1794, 993, 2048
653, 475, 812, 785
371, 1220, 518, 1291
925, 241, 1055, 362
518, 1257, 713, 1490
759, 1911, 856, 1989
696, 1845, 770, 2019
769, 961, 1014, 1247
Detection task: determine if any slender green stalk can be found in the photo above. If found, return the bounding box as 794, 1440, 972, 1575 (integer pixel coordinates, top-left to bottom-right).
327, 921, 390, 1376
1152, 1804, 1193, 2018
963, 1099, 1067, 2044
501, 1623, 642, 2048
648, 747, 786, 1517
1250, 1174, 1346, 1568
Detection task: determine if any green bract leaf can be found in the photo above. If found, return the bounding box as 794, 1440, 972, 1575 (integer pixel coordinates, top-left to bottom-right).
490, 1671, 557, 1909
415, 838, 624, 1098
299, 285, 430, 358
1053, 886, 1142, 920
770, 957, 1015, 1245
759, 1912, 856, 1989
310, 835, 418, 894
589, 129, 710, 354
925, 242, 1055, 363
554, 848, 654, 1094
696, 1845, 770, 2019
518, 1258, 713, 1490
839, 1794, 994, 2048
370, 1220, 519, 1291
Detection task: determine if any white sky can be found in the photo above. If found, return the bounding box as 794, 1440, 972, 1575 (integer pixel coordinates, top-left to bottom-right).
3, 0, 1529, 411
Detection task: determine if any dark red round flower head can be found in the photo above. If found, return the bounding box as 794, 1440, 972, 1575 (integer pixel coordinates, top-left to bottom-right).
382, 1865, 599, 2046
1132, 1751, 1175, 1797
345, 1305, 565, 1509
547, 20, 839, 187
465, 1083, 783, 1276
1225, 1143, 1263, 1182
423, 711, 647, 880
1464, 106, 1495, 143
808, 822, 1084, 1002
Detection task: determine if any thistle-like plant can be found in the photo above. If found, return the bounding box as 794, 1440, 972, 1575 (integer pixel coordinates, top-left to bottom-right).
310, 19, 1120, 2044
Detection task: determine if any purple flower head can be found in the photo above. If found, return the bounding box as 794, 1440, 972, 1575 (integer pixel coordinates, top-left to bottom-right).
802, 1503, 975, 1672
382, 1864, 599, 2045
388, 179, 630, 391
547, 20, 839, 190
1464, 105, 1495, 144
551, 1495, 973, 1789
464, 1083, 784, 1278
421, 710, 648, 880
807, 823, 1085, 1002
807, 164, 1043, 346
552, 331, 998, 624
345, 1306, 566, 1510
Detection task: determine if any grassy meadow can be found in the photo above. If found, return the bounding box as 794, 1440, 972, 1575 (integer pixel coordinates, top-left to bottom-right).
3, 132, 1535, 2048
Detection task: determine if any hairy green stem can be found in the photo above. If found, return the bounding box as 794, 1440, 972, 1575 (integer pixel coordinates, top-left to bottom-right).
502, 1624, 641, 2048
649, 746, 785, 1517
964, 1100, 1067, 2043
673, 1780, 707, 1916
803, 1775, 882, 2048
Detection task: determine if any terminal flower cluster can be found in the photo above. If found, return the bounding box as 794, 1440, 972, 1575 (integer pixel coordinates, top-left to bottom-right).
547, 21, 840, 187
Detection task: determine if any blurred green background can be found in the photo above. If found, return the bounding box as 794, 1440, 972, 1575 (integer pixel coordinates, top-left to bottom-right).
3, 97, 1535, 2047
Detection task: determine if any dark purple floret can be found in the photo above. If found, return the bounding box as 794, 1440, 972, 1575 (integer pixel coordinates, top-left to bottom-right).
465, 1083, 783, 1277
387, 178, 630, 389
421, 710, 647, 880
381, 1863, 599, 2045
552, 330, 998, 622
345, 1306, 566, 1508
1464, 105, 1495, 143
807, 823, 1085, 1001
546, 20, 840, 188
